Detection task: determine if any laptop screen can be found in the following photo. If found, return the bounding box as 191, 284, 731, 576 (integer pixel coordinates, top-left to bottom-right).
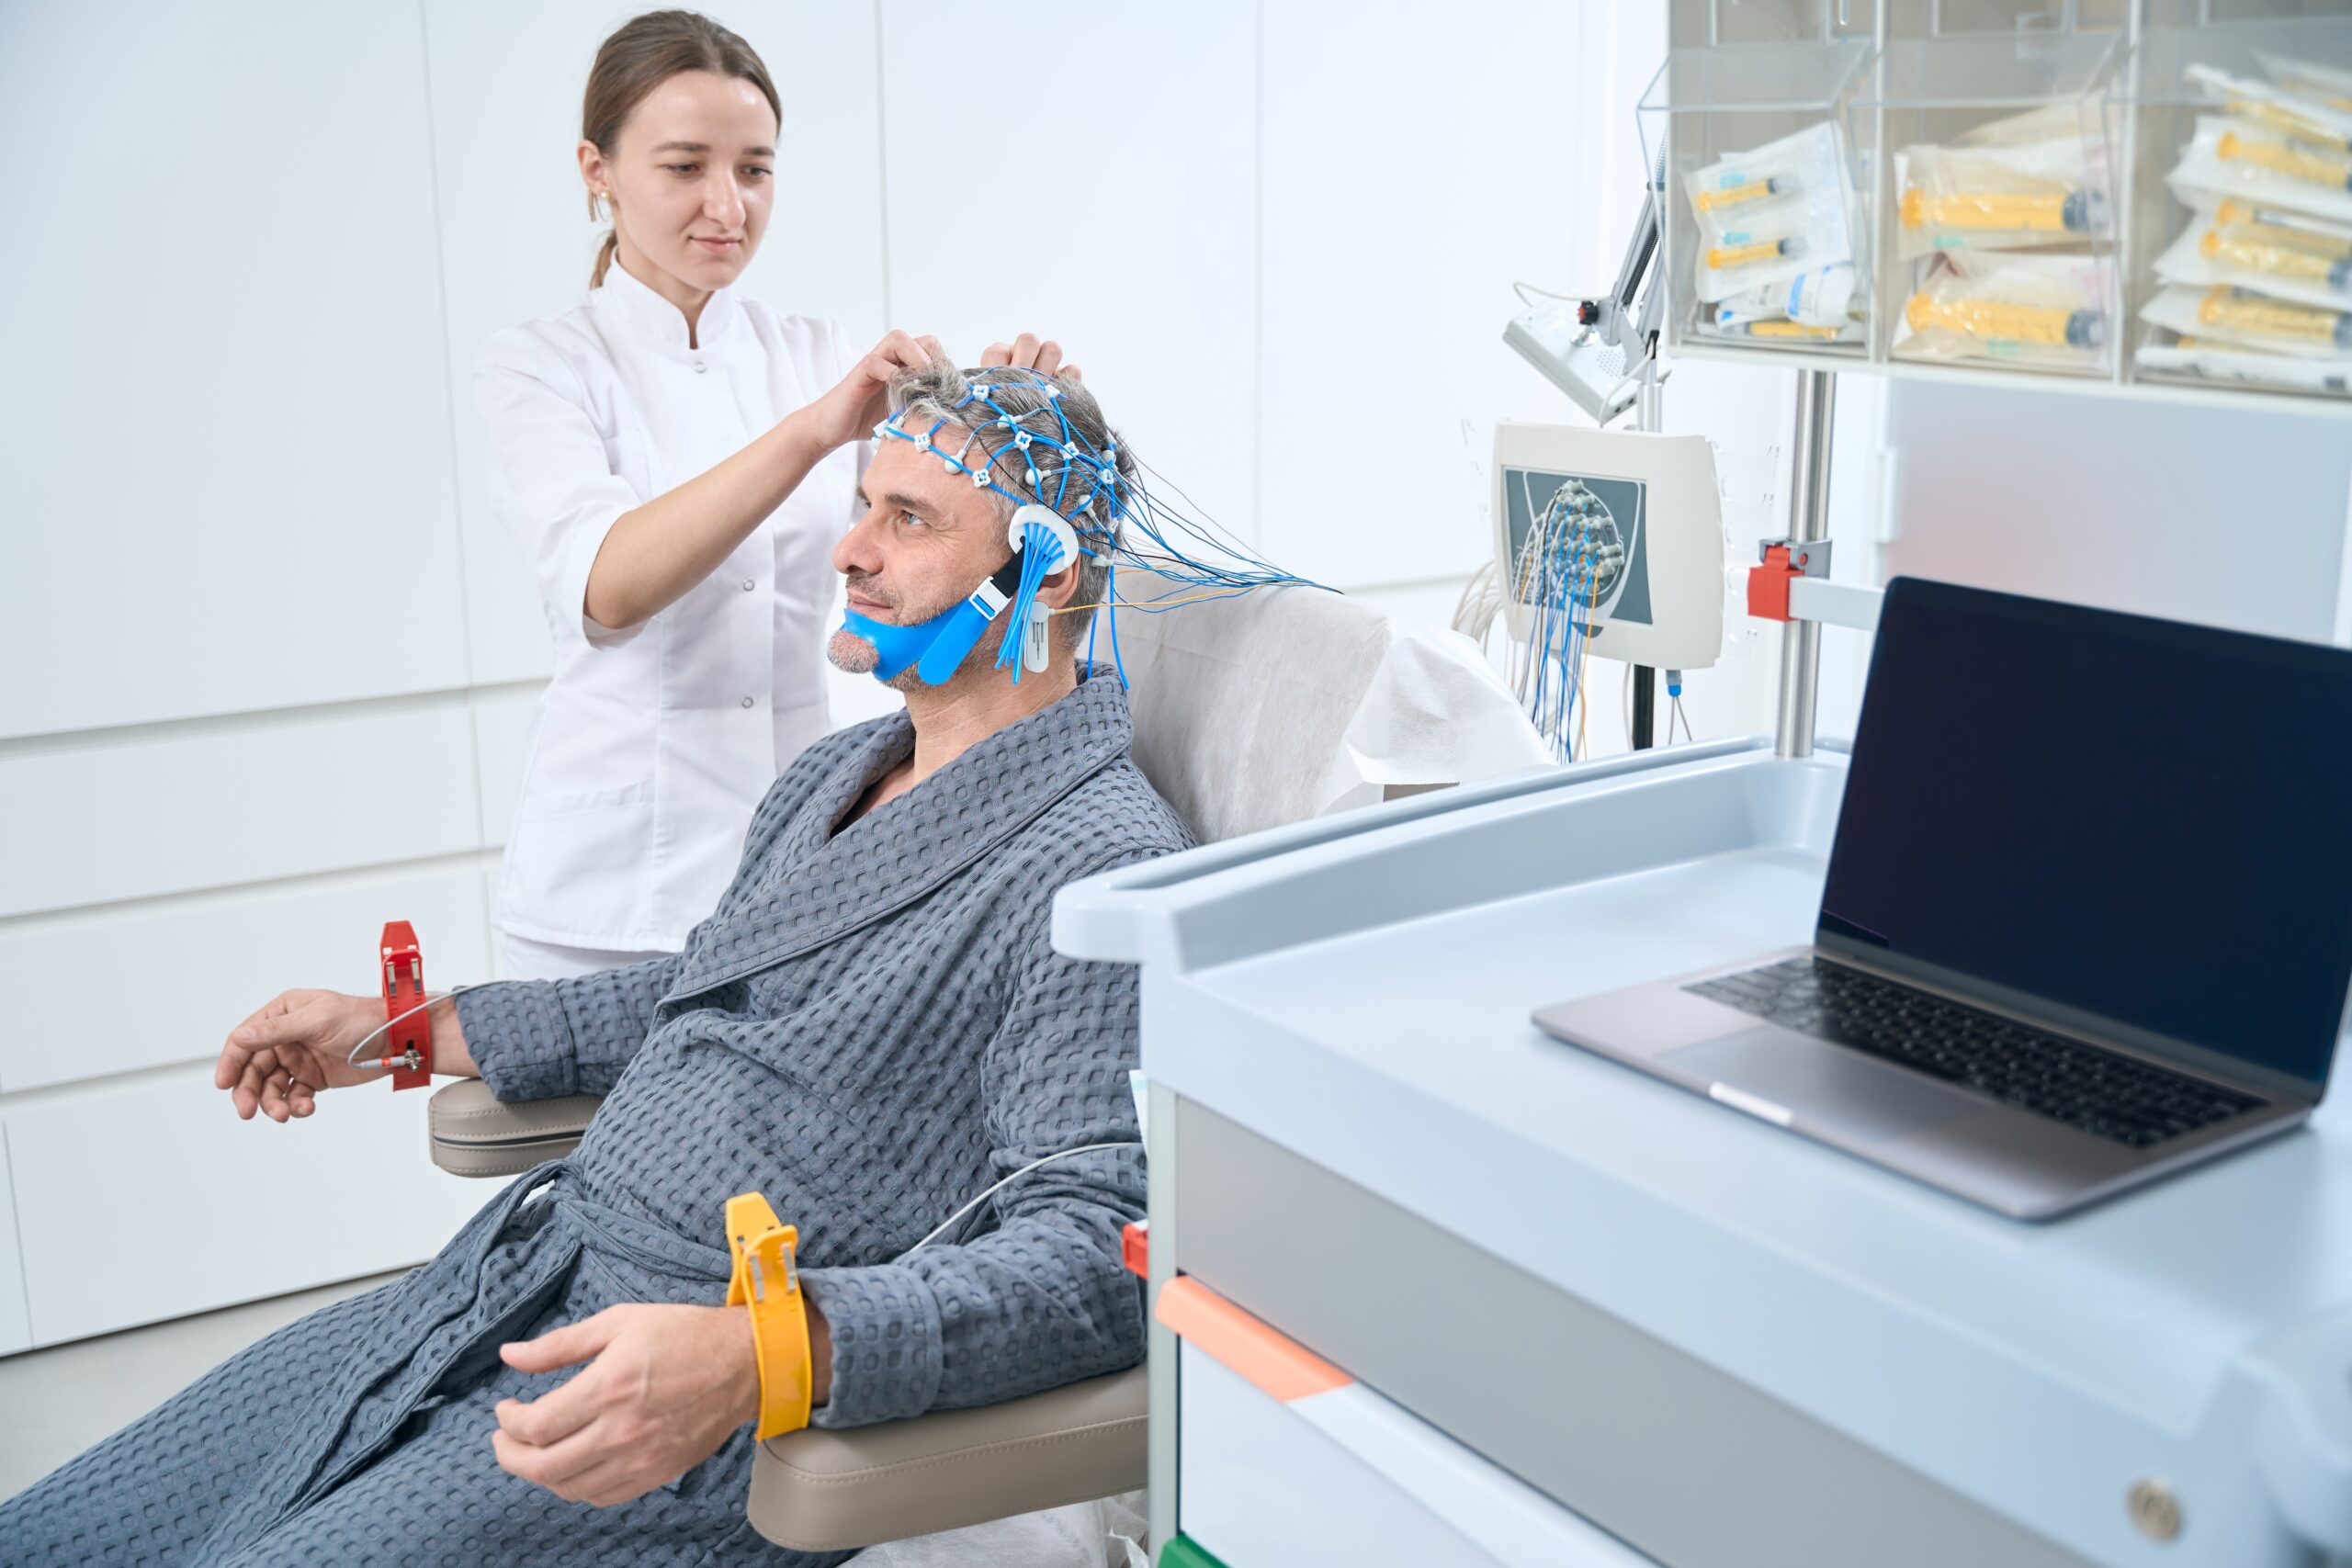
1818, 578, 2352, 1097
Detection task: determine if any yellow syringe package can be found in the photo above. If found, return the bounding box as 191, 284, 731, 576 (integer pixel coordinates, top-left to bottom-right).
2253, 51, 2352, 116
2154, 199, 2352, 312
1893, 252, 2112, 372
1895, 138, 2112, 262
1680, 120, 1861, 304
2186, 64, 2352, 163
2171, 115, 2352, 227
2133, 52, 2352, 398
2142, 283, 2352, 359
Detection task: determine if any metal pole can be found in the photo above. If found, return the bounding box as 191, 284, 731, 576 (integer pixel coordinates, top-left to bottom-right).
1631, 355, 1663, 750
1775, 368, 1836, 759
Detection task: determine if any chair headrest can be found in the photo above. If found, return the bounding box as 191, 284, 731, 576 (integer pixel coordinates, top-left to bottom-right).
1096, 573, 1548, 844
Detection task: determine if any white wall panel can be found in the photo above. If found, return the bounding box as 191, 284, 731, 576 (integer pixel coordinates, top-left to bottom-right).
1879, 381, 2352, 641
0, 1126, 31, 1355
470, 684, 545, 849
0, 1, 469, 739
9, 1066, 491, 1345
424, 1, 888, 689
0, 863, 494, 1092
0, 707, 482, 919
1259, 1, 1596, 591
878, 0, 1261, 546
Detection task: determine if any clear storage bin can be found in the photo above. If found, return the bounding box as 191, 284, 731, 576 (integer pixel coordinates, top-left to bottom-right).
1640, 15, 1878, 363
2118, 1, 2352, 403
1859, 23, 2124, 378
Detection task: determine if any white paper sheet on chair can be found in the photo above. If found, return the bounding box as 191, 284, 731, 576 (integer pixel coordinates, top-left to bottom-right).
1106, 582, 1550, 845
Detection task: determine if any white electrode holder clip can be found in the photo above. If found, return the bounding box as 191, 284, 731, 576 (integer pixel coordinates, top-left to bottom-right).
1010, 503, 1081, 574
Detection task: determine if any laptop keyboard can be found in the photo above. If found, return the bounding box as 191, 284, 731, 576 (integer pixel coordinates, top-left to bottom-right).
1684, 957, 2263, 1148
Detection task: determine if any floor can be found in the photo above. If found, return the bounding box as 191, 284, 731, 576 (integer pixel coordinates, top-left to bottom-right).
0, 1271, 404, 1503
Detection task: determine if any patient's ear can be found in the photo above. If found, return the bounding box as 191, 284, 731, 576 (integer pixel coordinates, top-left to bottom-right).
1038, 559, 1084, 613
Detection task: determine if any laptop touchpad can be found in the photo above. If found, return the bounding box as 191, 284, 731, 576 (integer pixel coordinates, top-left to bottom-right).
1668, 1030, 1985, 1141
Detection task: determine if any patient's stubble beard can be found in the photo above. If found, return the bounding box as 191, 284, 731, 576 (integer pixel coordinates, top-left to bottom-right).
827, 626, 881, 675
828, 574, 986, 690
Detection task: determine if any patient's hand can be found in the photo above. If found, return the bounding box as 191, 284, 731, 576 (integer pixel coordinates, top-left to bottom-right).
214, 989, 385, 1122
980, 332, 1082, 382
492, 1303, 765, 1507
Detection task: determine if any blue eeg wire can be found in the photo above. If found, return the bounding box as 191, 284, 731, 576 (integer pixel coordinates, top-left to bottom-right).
1514, 478, 1605, 760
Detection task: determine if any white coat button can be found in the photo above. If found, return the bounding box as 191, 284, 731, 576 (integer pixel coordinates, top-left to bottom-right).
693, 360, 707, 374
741, 578, 755, 591
741, 695, 754, 708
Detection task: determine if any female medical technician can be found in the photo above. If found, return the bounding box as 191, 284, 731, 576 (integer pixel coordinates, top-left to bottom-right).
478, 11, 945, 981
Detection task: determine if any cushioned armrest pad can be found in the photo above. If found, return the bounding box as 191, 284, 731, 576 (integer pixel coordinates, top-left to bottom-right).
748, 1365, 1148, 1551
425, 1078, 602, 1178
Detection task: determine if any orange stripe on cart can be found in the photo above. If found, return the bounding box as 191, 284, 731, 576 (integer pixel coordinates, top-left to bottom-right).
1153, 1276, 1352, 1403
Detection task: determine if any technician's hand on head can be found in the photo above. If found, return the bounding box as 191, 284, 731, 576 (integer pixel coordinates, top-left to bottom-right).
800, 329, 946, 451
981, 332, 1082, 382
213, 989, 382, 1122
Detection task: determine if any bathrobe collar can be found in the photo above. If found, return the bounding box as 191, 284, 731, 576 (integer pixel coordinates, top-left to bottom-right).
665, 670, 1134, 998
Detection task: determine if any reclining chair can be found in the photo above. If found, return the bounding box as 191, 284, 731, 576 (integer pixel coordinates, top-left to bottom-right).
425, 580, 1545, 1553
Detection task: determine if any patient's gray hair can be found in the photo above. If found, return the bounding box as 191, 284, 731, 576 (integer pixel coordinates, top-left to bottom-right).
888, 364, 1132, 647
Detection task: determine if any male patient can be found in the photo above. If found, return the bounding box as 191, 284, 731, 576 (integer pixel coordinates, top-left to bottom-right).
2, 365, 1190, 1566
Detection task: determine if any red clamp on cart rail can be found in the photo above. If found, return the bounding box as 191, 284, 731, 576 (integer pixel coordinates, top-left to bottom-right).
379, 920, 433, 1090
1747, 537, 1831, 623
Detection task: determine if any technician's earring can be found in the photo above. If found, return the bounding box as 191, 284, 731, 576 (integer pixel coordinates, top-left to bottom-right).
588, 191, 610, 221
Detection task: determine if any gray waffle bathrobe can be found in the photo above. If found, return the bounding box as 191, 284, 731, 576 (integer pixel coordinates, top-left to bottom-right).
3, 671, 1189, 1566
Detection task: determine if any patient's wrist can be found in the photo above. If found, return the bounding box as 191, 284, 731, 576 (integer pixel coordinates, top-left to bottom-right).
726, 1304, 763, 1427
806, 1300, 831, 1408
427, 996, 479, 1079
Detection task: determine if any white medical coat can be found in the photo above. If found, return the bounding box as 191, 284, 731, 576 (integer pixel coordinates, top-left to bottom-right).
473, 261, 866, 949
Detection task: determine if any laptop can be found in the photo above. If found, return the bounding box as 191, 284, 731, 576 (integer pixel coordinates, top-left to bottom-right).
1533, 576, 2352, 1221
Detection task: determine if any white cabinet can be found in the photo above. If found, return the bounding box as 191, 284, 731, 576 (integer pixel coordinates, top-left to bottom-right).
0, 1125, 32, 1356
0, 1, 468, 738
0, 707, 485, 920
7, 1066, 492, 1346
0, 863, 494, 1093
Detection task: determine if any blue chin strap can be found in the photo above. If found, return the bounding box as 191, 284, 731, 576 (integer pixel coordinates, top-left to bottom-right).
839, 549, 1031, 686
839, 604, 958, 682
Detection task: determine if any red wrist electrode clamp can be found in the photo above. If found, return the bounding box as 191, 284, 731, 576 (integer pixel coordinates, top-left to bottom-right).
379, 920, 433, 1090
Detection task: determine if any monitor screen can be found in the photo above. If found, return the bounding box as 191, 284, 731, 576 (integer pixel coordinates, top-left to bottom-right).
1819, 578, 2352, 1094
1498, 466, 1653, 627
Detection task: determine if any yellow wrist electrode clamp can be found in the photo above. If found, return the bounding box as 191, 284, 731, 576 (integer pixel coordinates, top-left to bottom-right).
726, 1191, 813, 1440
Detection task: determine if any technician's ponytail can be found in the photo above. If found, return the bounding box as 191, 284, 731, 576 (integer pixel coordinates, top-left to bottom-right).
581, 11, 782, 289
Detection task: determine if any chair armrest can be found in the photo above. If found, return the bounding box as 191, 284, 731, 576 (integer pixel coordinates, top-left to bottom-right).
425, 1077, 602, 1177
746, 1364, 1147, 1551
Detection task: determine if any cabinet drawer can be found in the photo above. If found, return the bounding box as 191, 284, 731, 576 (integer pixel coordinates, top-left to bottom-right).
1169, 1285, 1657, 1568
